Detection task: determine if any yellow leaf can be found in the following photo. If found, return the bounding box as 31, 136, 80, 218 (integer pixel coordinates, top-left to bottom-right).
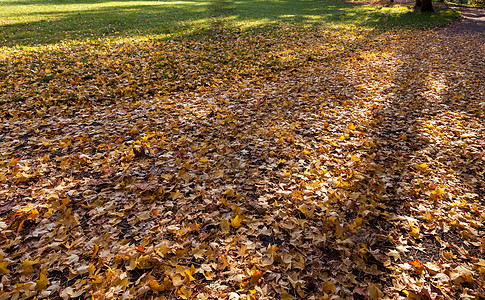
202, 270, 214, 280
189, 264, 197, 275
163, 276, 173, 289
35, 271, 48, 291
409, 222, 420, 239
9, 156, 20, 166
400, 134, 407, 141
155, 243, 171, 258
91, 243, 99, 260
355, 216, 363, 226
58, 196, 70, 210
249, 268, 263, 283
16, 172, 32, 183
177, 286, 192, 299
192, 245, 206, 259
351, 155, 360, 162
91, 274, 103, 284
224, 188, 235, 197
184, 269, 196, 282
28, 208, 39, 220
247, 290, 257, 300
481, 211, 485, 220
21, 259, 37, 275
88, 264, 96, 276
417, 163, 428, 172
149, 280, 165, 292
291, 190, 302, 200
230, 215, 242, 228
298, 204, 314, 218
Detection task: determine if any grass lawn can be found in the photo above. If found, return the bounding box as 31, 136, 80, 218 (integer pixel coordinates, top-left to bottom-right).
0, 0, 459, 48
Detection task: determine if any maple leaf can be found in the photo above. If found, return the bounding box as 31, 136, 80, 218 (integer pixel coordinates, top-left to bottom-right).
149, 280, 165, 293
21, 258, 37, 275
249, 268, 263, 283
177, 286, 192, 299
230, 215, 243, 228
409, 259, 422, 269
35, 270, 48, 291
409, 222, 421, 239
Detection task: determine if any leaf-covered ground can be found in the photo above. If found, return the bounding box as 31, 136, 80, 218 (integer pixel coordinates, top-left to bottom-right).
0, 7, 484, 300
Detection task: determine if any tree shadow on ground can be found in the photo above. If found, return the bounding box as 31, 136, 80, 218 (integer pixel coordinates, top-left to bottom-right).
343, 29, 485, 295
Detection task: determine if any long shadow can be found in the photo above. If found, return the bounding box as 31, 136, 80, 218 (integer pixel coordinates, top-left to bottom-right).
348, 29, 485, 295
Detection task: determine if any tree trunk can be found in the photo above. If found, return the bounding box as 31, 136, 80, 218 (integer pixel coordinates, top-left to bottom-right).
414, 0, 422, 11
420, 0, 434, 12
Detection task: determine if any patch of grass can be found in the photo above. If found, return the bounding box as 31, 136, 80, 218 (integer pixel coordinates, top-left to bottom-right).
360, 4, 461, 29
0, 0, 460, 48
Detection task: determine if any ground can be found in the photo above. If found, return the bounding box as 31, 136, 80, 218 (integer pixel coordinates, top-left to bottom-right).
0, 1, 484, 299
445, 5, 485, 33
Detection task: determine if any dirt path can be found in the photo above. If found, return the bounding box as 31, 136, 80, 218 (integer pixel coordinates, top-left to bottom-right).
446, 5, 485, 34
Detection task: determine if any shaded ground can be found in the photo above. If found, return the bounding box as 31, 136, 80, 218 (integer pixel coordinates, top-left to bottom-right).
446, 5, 485, 33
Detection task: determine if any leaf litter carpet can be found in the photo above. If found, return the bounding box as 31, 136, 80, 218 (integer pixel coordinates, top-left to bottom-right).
0, 25, 484, 299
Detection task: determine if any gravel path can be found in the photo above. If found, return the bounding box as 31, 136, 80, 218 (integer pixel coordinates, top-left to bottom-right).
446, 5, 485, 34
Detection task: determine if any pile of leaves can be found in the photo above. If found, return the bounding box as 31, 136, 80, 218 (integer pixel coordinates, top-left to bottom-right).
0, 24, 484, 299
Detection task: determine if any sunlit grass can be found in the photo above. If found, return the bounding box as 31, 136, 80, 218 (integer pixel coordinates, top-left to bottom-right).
0, 0, 459, 51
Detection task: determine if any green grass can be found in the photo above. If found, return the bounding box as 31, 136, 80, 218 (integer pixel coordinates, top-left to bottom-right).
0, 0, 460, 48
